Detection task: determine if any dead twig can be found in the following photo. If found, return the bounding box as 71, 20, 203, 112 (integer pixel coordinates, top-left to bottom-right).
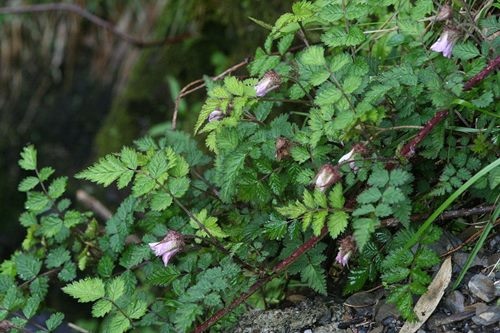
0, 3, 191, 48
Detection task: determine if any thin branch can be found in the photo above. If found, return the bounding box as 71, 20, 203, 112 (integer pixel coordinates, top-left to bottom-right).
0, 3, 191, 48
172, 58, 251, 129
76, 189, 113, 220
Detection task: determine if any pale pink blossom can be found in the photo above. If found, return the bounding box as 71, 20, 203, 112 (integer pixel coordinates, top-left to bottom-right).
255, 70, 281, 97
336, 236, 356, 267
208, 109, 224, 122
148, 231, 185, 266
430, 29, 458, 58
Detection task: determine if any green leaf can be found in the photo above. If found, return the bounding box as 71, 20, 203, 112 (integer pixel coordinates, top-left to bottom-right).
105, 313, 131, 333
58, 261, 76, 282
368, 168, 389, 187
92, 299, 112, 318
40, 216, 63, 238
48, 177, 67, 199
125, 299, 148, 319
168, 177, 190, 198
19, 212, 37, 227
300, 45, 325, 66
120, 146, 138, 170
375, 203, 392, 217
276, 201, 307, 219
150, 191, 173, 211
22, 296, 40, 319
353, 218, 379, 250
62, 278, 105, 303
389, 169, 412, 186
18, 177, 39, 192
382, 186, 405, 204
311, 210, 328, 236
148, 151, 169, 179
45, 312, 64, 331
76, 155, 129, 187
15, 253, 42, 281
97, 256, 115, 278
301, 264, 327, 294
344, 267, 369, 294
19, 145, 37, 171
119, 245, 151, 269
321, 26, 365, 47
290, 146, 310, 163
132, 173, 156, 197
343, 75, 362, 93
46, 247, 70, 268
314, 190, 327, 208
303, 190, 316, 209
357, 187, 382, 204
248, 16, 273, 30
38, 167, 55, 182
107, 277, 125, 302
382, 248, 414, 269
328, 183, 345, 209
25, 191, 50, 212
191, 210, 228, 239
327, 211, 348, 239
453, 42, 480, 60
147, 265, 180, 286
382, 267, 410, 283
414, 247, 440, 268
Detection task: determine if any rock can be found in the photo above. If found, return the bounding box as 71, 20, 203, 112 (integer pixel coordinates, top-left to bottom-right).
303, 329, 313, 333
472, 305, 500, 326
453, 252, 487, 270
468, 274, 495, 302
444, 290, 465, 313
374, 302, 399, 323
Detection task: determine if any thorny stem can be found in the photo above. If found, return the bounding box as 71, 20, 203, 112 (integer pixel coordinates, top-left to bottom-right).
0, 3, 190, 48
194, 50, 498, 333
463, 55, 500, 91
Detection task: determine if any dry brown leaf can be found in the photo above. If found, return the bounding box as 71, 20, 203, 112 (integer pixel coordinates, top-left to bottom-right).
400, 257, 452, 333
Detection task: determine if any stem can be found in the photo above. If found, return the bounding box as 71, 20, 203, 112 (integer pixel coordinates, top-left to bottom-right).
463, 55, 500, 91
0, 3, 190, 48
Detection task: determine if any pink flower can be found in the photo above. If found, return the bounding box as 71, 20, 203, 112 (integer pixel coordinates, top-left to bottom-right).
148, 231, 185, 266
314, 164, 341, 192
430, 29, 458, 58
338, 143, 368, 172
255, 70, 281, 97
336, 236, 356, 267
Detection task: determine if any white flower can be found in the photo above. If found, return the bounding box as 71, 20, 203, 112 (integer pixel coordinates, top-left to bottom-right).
314, 164, 340, 192
148, 230, 185, 266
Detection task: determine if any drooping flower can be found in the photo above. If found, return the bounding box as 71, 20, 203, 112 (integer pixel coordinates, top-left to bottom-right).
435, 4, 452, 21
255, 70, 281, 97
338, 143, 368, 172
208, 109, 224, 122
275, 137, 292, 161
148, 230, 185, 266
314, 164, 341, 192
430, 28, 458, 58
336, 235, 356, 267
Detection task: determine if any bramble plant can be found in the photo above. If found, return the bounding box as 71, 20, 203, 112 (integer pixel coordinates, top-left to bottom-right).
1, 0, 499, 332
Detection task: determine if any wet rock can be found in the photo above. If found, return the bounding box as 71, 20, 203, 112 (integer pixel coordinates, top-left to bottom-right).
472, 305, 500, 326
445, 290, 465, 313
468, 274, 495, 302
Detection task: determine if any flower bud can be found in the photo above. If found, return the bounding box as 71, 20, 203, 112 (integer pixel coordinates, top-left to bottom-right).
148, 230, 185, 266
314, 164, 341, 192
255, 70, 281, 97
336, 235, 356, 267
435, 4, 452, 21
275, 137, 292, 161
208, 109, 224, 122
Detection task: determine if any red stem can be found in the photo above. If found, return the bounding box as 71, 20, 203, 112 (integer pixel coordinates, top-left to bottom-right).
463, 56, 500, 91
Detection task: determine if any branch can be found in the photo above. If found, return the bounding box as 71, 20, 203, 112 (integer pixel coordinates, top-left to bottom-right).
463, 55, 500, 91
399, 110, 449, 159
382, 205, 496, 227
194, 226, 329, 333
0, 3, 191, 48
76, 189, 113, 221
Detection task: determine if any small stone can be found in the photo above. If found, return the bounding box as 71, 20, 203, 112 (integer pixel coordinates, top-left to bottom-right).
303, 329, 313, 333
468, 274, 495, 302
472, 305, 500, 326
375, 302, 399, 323
445, 290, 465, 313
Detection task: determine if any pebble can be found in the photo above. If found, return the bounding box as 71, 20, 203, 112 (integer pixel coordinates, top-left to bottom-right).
472, 305, 500, 326
468, 274, 496, 302
445, 290, 465, 313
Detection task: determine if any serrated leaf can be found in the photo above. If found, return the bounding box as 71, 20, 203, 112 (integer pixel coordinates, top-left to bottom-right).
382, 186, 405, 204
97, 256, 115, 278
19, 145, 37, 171
22, 296, 40, 319
453, 42, 480, 60
15, 253, 42, 281
353, 218, 378, 251
25, 191, 50, 212
328, 183, 344, 209
303, 190, 316, 208
132, 173, 156, 197
58, 261, 76, 282
168, 177, 190, 198
125, 299, 148, 319
368, 168, 389, 187
62, 278, 105, 303
147, 265, 180, 286
389, 169, 412, 186
46, 247, 70, 268
327, 211, 348, 239
382, 267, 410, 283
150, 191, 173, 211
38, 167, 55, 181
357, 187, 382, 204
375, 203, 392, 217
301, 45, 325, 66
48, 177, 67, 199
344, 267, 369, 294
311, 210, 328, 236
301, 264, 327, 294
76, 155, 129, 187
19, 212, 37, 227
18, 177, 39, 192
343, 75, 362, 93
120, 146, 138, 170
107, 277, 125, 302
105, 313, 131, 333
92, 299, 112, 318
290, 146, 310, 163
45, 312, 64, 331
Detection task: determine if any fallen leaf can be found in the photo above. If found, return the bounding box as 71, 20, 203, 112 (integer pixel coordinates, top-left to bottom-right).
400, 257, 452, 333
